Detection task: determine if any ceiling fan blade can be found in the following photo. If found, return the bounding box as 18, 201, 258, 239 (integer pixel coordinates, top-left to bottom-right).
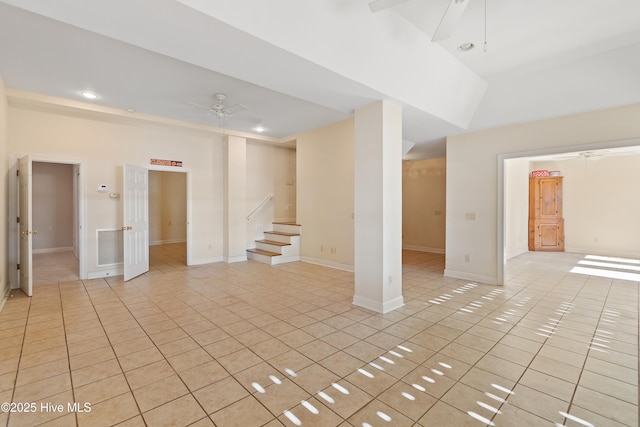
552, 155, 582, 161
188, 101, 214, 112
432, 0, 470, 42
368, 0, 411, 13
224, 103, 248, 116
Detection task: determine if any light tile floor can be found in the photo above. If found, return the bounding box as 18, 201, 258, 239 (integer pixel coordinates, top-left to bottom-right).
0, 246, 637, 426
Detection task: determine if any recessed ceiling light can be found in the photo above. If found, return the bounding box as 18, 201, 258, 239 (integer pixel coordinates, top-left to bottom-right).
80, 91, 99, 100
254, 126, 265, 133
457, 42, 475, 52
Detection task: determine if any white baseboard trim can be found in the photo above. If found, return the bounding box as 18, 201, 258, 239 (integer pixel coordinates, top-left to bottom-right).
87, 268, 123, 279
190, 257, 223, 266
300, 256, 354, 272
352, 294, 404, 313
402, 245, 445, 254
224, 255, 248, 263
33, 247, 73, 254
444, 269, 498, 286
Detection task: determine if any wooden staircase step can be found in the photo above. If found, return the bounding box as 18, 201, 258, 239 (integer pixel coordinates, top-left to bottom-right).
256, 239, 291, 247
247, 248, 280, 257
264, 231, 299, 237
273, 221, 302, 226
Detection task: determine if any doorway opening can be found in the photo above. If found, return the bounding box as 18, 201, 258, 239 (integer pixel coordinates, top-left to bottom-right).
498, 139, 640, 285
31, 162, 78, 285
13, 155, 86, 296
148, 170, 188, 271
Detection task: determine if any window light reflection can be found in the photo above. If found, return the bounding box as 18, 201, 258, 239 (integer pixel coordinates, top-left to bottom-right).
285, 368, 297, 377
578, 259, 640, 272
468, 411, 495, 426
570, 266, 640, 281
491, 384, 515, 395
251, 382, 265, 393
559, 411, 595, 427
284, 410, 302, 426
477, 401, 501, 414
318, 391, 334, 404
301, 400, 319, 414
585, 254, 640, 264
401, 391, 416, 401
358, 368, 374, 378
412, 383, 426, 392
377, 411, 392, 422
332, 383, 349, 395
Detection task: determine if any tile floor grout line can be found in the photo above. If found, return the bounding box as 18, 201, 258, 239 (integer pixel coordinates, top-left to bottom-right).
81, 276, 158, 426
5, 287, 32, 427
561, 274, 616, 427
9, 247, 637, 426
101, 275, 222, 425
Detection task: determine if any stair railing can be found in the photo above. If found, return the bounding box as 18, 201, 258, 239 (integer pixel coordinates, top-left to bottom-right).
247, 193, 274, 221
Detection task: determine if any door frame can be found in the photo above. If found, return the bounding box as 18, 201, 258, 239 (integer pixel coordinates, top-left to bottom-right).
9, 154, 87, 290
147, 164, 192, 266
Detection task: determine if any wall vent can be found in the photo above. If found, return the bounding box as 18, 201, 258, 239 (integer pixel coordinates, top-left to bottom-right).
97, 229, 123, 266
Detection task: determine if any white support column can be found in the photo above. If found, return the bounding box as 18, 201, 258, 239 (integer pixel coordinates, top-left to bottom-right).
223, 135, 247, 263
353, 100, 404, 313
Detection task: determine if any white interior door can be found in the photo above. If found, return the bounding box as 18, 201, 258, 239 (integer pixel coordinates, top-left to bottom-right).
123, 164, 149, 281
18, 155, 33, 296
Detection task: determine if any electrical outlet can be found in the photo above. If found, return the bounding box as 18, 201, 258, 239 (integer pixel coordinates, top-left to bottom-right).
465, 254, 470, 262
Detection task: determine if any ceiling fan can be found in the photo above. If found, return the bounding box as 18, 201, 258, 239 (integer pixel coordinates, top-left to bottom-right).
368, 0, 470, 42
551, 150, 637, 161
189, 93, 248, 120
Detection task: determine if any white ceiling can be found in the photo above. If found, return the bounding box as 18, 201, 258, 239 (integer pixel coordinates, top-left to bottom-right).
1, 0, 639, 159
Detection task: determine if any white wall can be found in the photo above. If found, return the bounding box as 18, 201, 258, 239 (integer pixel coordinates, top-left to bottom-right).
8, 102, 224, 278
504, 158, 530, 259
402, 158, 446, 253
32, 162, 74, 251
0, 77, 8, 301
295, 119, 354, 270
446, 103, 640, 284
149, 170, 187, 245
531, 155, 640, 257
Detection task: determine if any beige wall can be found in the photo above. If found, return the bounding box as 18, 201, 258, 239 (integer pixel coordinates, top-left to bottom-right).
530, 155, 640, 257
0, 77, 7, 300
32, 162, 74, 251
295, 119, 354, 270
447, 103, 640, 284
8, 102, 224, 277
149, 171, 187, 245
402, 158, 446, 253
